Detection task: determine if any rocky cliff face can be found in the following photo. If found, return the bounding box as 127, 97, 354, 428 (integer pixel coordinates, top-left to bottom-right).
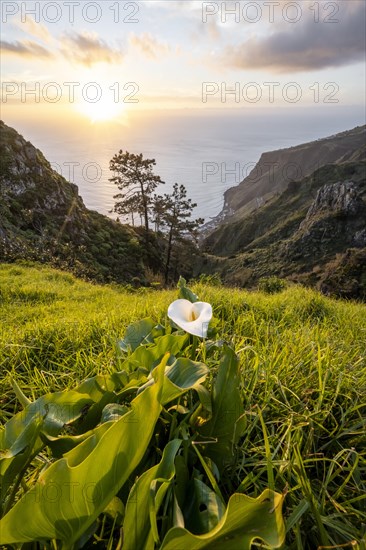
285, 179, 366, 262
1, 122, 86, 240
0, 121, 146, 283
301, 180, 364, 222
222, 125, 366, 221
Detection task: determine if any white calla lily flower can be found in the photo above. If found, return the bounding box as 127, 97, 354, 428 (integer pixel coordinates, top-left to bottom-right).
168, 299, 212, 338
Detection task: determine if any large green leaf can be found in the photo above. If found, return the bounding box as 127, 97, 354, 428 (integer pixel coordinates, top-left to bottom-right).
160, 489, 285, 549
0, 414, 44, 510
119, 318, 160, 352
0, 391, 95, 447
198, 346, 246, 469
123, 439, 181, 550
178, 277, 199, 303
122, 334, 188, 373
73, 368, 153, 432
76, 367, 148, 401
139, 357, 209, 406
0, 355, 169, 548
76, 373, 124, 401
183, 477, 226, 535
0, 391, 94, 506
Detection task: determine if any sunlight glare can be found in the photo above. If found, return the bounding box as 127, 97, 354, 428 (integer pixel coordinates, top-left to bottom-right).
76, 97, 125, 122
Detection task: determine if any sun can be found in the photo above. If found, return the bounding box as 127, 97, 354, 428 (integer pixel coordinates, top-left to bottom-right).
72, 66, 128, 122
76, 97, 125, 123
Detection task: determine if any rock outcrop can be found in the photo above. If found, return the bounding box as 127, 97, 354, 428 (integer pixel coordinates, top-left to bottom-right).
301, 181, 364, 224
284, 179, 366, 263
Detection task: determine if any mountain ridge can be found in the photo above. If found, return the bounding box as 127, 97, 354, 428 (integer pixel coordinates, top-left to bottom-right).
200, 154, 366, 299
0, 121, 153, 284
219, 124, 366, 223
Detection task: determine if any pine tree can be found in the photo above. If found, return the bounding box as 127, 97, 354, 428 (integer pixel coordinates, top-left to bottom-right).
150, 194, 167, 232
109, 151, 164, 240
161, 183, 204, 284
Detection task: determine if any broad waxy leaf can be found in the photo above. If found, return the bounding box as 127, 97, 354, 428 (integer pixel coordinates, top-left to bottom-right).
121, 334, 188, 373
183, 478, 226, 535
0, 390, 95, 446
0, 391, 94, 505
119, 317, 158, 352
44, 375, 145, 456
100, 403, 130, 423
75, 369, 149, 431
45, 425, 110, 458
123, 439, 182, 550
0, 355, 169, 548
160, 489, 285, 550
178, 276, 199, 303
141, 357, 209, 406
198, 345, 246, 469
0, 414, 44, 509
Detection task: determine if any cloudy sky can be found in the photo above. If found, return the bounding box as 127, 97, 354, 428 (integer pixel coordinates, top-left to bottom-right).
1, 0, 365, 125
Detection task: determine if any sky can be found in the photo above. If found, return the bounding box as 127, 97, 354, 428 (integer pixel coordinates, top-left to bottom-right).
1, 0, 366, 124
1, 1, 365, 221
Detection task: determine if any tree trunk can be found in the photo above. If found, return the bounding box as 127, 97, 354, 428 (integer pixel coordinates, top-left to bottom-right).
164, 226, 173, 285
140, 185, 149, 246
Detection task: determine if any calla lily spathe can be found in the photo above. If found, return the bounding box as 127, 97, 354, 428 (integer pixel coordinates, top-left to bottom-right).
168, 299, 212, 338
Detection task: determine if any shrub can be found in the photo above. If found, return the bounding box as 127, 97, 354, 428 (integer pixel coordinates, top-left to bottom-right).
196, 273, 223, 286
258, 276, 287, 294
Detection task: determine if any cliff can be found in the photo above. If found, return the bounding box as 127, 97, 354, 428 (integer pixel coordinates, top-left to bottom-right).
222, 125, 366, 222
200, 158, 366, 299
0, 121, 148, 283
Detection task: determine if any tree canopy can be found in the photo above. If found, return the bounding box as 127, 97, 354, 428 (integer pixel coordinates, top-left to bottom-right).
110, 151, 204, 284
109, 151, 164, 237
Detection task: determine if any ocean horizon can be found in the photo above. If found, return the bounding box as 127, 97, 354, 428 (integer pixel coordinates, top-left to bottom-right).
6, 106, 365, 222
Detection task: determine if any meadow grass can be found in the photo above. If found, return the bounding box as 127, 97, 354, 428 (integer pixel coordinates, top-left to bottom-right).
0, 262, 365, 549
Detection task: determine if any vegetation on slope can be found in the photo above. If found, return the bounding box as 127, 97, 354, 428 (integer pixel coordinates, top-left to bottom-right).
1, 263, 365, 549
201, 161, 366, 299
0, 121, 200, 286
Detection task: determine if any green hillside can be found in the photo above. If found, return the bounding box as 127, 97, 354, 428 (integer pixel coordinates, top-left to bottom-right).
1, 263, 365, 549
0, 121, 198, 286
201, 161, 366, 299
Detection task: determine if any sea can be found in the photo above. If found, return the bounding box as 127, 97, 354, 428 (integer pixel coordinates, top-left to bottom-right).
6, 106, 365, 222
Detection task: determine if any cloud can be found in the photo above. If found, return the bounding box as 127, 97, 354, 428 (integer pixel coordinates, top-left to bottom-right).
15, 18, 51, 43
191, 18, 221, 43
220, 2, 366, 73
61, 32, 123, 66
0, 40, 52, 58
129, 32, 171, 59
142, 1, 199, 12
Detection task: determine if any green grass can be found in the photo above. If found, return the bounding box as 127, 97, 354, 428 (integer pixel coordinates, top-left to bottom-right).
1, 262, 365, 549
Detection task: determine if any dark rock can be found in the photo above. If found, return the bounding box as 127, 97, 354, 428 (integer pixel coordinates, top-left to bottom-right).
300, 181, 364, 231
353, 229, 366, 247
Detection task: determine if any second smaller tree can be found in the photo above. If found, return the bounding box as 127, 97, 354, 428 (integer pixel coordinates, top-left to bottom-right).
161, 183, 204, 284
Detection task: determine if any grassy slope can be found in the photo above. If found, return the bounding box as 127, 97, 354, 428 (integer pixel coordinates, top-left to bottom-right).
1, 263, 365, 548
